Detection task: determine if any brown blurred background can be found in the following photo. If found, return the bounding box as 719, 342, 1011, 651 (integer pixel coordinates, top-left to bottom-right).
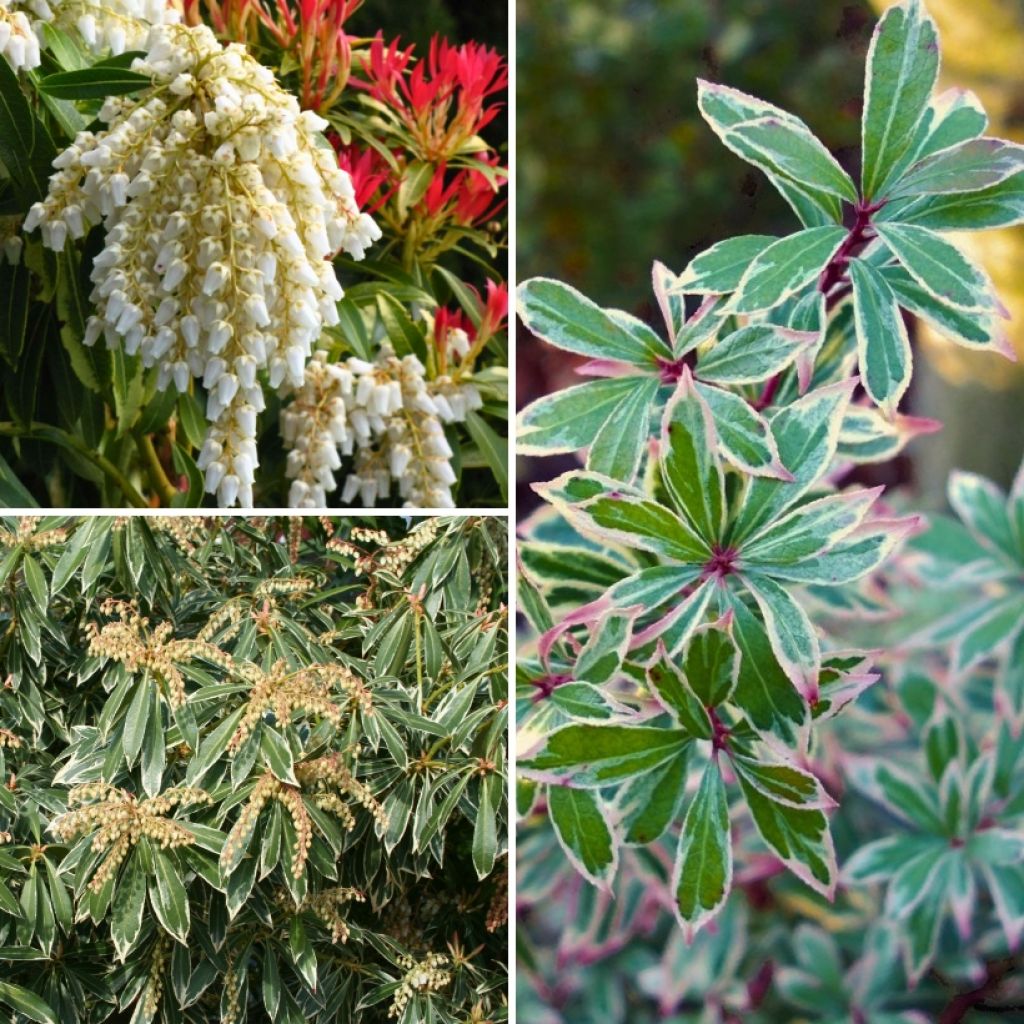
516, 0, 1024, 515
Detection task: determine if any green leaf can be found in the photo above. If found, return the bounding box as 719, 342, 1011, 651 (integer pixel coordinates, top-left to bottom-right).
892, 138, 1024, 199
518, 376, 645, 454
618, 753, 689, 845
150, 849, 190, 943
734, 379, 854, 541
522, 724, 689, 787
140, 690, 165, 798
288, 915, 317, 989
0, 452, 36, 507
697, 323, 812, 386
21, 553, 48, 613
647, 657, 712, 739
874, 221, 1003, 314
696, 79, 842, 224
517, 278, 670, 365
548, 785, 617, 888
743, 487, 881, 566
730, 227, 846, 314
0, 57, 58, 210
683, 625, 738, 708
122, 678, 151, 768
110, 853, 147, 961
0, 259, 31, 369
735, 760, 836, 898
725, 117, 857, 203
861, 0, 940, 200
548, 682, 620, 721
694, 382, 788, 478
895, 170, 1024, 232
732, 754, 835, 810
585, 377, 659, 484
847, 256, 913, 411
727, 596, 807, 745
673, 761, 731, 935
674, 235, 777, 295
37, 66, 153, 98
881, 264, 1009, 356
659, 373, 724, 540
261, 725, 299, 786
464, 409, 507, 500
741, 572, 820, 702
472, 771, 500, 878
545, 474, 710, 564
575, 610, 633, 685
0, 981, 58, 1024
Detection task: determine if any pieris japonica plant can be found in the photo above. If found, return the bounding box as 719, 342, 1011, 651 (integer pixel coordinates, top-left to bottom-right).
516, 0, 1024, 1018
0, 514, 508, 1024
0, 0, 507, 509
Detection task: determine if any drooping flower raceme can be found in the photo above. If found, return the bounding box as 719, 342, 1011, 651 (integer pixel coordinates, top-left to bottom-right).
281, 346, 482, 508
1, 0, 176, 71
24, 23, 381, 506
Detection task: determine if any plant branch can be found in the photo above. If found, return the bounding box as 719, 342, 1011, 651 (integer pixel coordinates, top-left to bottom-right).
132, 428, 178, 507
0, 422, 148, 508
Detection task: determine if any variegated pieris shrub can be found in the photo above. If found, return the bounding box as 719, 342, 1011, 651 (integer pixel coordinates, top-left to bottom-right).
0, 515, 508, 1024
516, 0, 1024, 1019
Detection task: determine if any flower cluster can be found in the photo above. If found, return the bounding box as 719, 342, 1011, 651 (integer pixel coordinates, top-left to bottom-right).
281, 347, 481, 508
0, 516, 68, 550
355, 36, 506, 162
0, 727, 21, 749
301, 885, 365, 943
0, 0, 40, 71
388, 952, 452, 1019
226, 659, 368, 753
51, 783, 210, 891
86, 598, 232, 708
23, 23, 380, 507
295, 751, 387, 832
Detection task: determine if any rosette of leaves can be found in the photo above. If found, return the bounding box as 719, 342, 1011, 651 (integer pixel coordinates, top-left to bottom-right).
0, 515, 507, 1024
518, 371, 917, 933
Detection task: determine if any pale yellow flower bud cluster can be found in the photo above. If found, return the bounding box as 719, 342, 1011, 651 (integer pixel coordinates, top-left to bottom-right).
52, 784, 210, 891
142, 935, 170, 1019
301, 886, 365, 944
0, 516, 68, 551
388, 953, 452, 1019
296, 752, 388, 833
222, 771, 313, 879
281, 348, 482, 508
24, 23, 381, 507
227, 660, 368, 754
87, 599, 233, 709
485, 862, 508, 933
0, 727, 22, 749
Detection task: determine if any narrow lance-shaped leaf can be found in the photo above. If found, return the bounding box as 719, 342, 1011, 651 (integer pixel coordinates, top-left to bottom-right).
874, 220, 1005, 315
724, 116, 858, 203
891, 138, 1024, 199
730, 227, 846, 314
861, 0, 940, 200
673, 235, 778, 296
740, 572, 821, 702
521, 724, 690, 787
586, 377, 660, 484
696, 323, 815, 387
659, 370, 724, 540
734, 758, 837, 899
517, 278, 671, 365
693, 382, 789, 479
548, 785, 618, 889
849, 258, 912, 414
517, 376, 643, 455
673, 760, 731, 936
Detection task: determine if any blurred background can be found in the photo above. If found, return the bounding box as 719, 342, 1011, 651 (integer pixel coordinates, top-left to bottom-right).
516, 0, 1024, 514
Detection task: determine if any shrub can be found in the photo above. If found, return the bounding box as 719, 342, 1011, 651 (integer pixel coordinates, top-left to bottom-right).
0, 514, 508, 1024
516, 0, 1024, 1018
0, 0, 507, 508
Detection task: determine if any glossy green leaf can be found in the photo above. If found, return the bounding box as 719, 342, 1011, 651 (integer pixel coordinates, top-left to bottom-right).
548, 785, 617, 888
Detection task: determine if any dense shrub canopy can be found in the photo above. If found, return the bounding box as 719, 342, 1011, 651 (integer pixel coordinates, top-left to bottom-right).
0, 515, 508, 1024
